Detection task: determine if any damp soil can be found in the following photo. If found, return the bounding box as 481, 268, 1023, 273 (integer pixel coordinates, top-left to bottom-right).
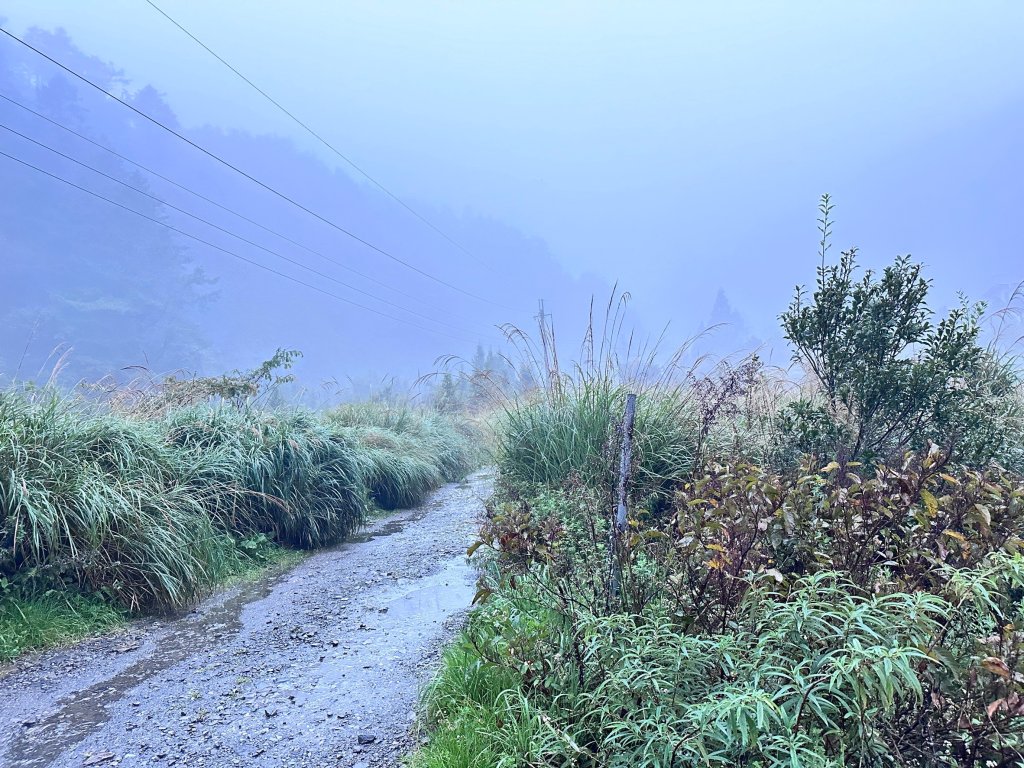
0, 470, 492, 768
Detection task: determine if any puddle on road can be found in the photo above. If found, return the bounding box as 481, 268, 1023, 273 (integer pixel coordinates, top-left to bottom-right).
385, 580, 476, 620
5, 574, 282, 768
348, 516, 414, 544
384, 560, 476, 621
346, 502, 442, 544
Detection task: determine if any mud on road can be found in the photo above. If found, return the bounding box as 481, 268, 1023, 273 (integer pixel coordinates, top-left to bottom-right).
0, 470, 492, 768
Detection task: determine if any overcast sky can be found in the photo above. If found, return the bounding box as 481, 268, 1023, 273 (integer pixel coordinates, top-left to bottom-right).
3, 1, 1022, 372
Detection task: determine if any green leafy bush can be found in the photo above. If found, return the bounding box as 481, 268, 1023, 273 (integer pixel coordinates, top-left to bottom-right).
444, 571, 961, 767
414, 202, 1024, 766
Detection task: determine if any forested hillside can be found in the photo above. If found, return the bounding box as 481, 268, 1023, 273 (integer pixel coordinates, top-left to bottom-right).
0, 26, 607, 387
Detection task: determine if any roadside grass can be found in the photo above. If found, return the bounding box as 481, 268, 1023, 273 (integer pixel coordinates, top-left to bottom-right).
165, 407, 369, 549
409, 640, 528, 768
0, 388, 481, 662
488, 291, 702, 509
0, 591, 125, 663
498, 376, 695, 503
327, 401, 482, 510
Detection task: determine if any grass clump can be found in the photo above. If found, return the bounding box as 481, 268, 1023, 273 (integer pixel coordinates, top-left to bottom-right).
0, 390, 233, 610
491, 293, 701, 511
165, 407, 368, 548
499, 377, 695, 501
327, 402, 481, 510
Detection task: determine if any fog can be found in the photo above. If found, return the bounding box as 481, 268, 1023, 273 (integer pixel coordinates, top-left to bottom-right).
1, 2, 1022, 391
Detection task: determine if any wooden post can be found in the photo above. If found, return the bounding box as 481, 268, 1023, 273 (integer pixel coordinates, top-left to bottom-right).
615, 393, 637, 533
608, 393, 637, 603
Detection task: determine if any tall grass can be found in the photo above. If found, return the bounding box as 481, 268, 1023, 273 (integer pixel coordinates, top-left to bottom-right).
490, 293, 699, 503
0, 388, 481, 618
0, 391, 232, 610
499, 377, 695, 499
327, 401, 481, 509
165, 407, 367, 548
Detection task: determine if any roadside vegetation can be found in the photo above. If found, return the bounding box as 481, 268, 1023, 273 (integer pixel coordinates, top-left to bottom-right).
0, 351, 482, 662
412, 198, 1024, 767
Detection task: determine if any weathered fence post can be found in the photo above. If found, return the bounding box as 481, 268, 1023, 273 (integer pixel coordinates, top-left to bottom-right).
608, 393, 637, 603
615, 393, 637, 533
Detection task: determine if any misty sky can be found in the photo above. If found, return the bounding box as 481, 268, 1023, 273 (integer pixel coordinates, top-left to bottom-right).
2, 2, 1023, 383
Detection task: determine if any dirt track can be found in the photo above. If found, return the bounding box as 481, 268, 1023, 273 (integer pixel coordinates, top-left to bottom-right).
0, 470, 491, 768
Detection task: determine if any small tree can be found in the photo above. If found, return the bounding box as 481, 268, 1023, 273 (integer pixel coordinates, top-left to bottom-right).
780, 196, 1000, 464
433, 371, 461, 413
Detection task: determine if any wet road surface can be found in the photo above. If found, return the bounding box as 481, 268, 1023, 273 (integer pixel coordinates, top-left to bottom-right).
0, 470, 491, 768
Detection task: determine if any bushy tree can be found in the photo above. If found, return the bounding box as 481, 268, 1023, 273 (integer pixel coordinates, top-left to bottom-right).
779, 195, 1011, 465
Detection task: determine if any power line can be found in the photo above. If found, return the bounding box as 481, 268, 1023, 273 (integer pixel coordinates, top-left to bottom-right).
0, 119, 500, 342
0, 25, 513, 311
0, 91, 447, 311
142, 0, 490, 271
0, 147, 487, 345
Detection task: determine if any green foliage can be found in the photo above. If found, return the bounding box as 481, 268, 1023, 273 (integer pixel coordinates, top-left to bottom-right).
780, 196, 1007, 465
0, 391, 235, 610
327, 401, 482, 509
410, 638, 528, 768
161, 347, 302, 409
0, 590, 125, 663
165, 407, 367, 548
445, 571, 954, 767
413, 204, 1024, 768
419, 453, 1024, 767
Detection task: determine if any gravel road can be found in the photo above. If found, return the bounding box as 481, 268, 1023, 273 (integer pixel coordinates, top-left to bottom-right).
0, 470, 492, 768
